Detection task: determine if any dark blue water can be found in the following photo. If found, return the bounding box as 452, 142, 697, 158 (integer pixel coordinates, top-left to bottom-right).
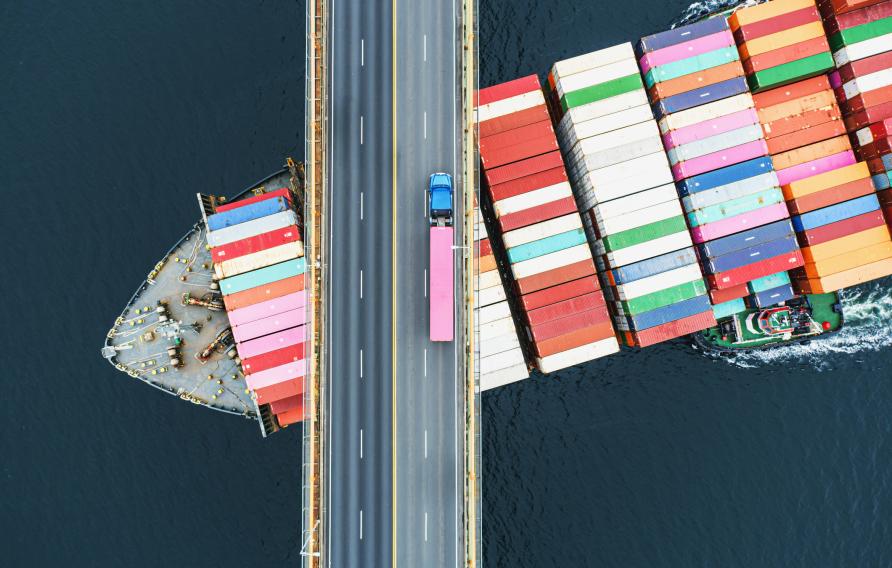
4, 0, 892, 566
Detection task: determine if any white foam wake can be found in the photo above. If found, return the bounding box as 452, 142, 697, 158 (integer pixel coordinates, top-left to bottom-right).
672, 0, 763, 28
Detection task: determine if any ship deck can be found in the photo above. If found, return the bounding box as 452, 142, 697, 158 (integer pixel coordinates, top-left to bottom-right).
102, 169, 294, 418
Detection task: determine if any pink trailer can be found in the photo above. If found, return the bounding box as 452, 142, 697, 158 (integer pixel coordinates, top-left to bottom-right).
430, 226, 454, 342
232, 307, 306, 343
236, 325, 306, 359
227, 291, 307, 327
244, 360, 307, 390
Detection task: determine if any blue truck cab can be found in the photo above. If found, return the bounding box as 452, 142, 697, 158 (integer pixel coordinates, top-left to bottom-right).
428, 172, 453, 227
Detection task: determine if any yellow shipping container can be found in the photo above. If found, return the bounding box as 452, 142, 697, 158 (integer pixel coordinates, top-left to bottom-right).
782, 162, 870, 199
802, 240, 892, 279
730, 0, 816, 30
739, 22, 825, 59
795, 257, 892, 293
800, 225, 891, 263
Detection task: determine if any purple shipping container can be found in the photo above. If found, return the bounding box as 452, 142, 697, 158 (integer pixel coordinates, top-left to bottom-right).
638, 17, 730, 53
653, 77, 749, 118
703, 233, 799, 274
690, 202, 789, 244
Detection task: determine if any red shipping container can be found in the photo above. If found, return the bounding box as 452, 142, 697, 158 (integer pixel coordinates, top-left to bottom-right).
270, 394, 303, 414
844, 100, 892, 131
879, 189, 892, 208
529, 306, 611, 343
520, 275, 602, 311
786, 177, 877, 214
743, 36, 829, 75
856, 135, 892, 160
484, 151, 564, 186
708, 250, 805, 289
867, 118, 892, 140
708, 283, 750, 304
819, 0, 888, 16
477, 75, 540, 106
842, 85, 892, 115
766, 119, 847, 154
242, 344, 305, 375
796, 210, 887, 246
223, 274, 305, 311
822, 0, 892, 34
479, 133, 558, 170
497, 197, 578, 233
276, 403, 306, 425
868, 156, 888, 173
533, 321, 616, 358
211, 225, 302, 262
515, 259, 596, 295
480, 120, 555, 152
526, 291, 607, 326
488, 166, 568, 201
478, 237, 492, 257
734, 6, 820, 42
836, 51, 892, 84
255, 378, 304, 405
753, 75, 830, 109
478, 105, 550, 138
761, 106, 841, 140
215, 187, 292, 213
624, 310, 717, 347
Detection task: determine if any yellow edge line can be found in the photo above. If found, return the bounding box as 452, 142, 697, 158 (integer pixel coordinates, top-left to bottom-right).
391, 0, 398, 566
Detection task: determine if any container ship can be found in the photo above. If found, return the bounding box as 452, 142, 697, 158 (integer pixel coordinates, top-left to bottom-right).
102, 160, 309, 435
476, 0, 892, 390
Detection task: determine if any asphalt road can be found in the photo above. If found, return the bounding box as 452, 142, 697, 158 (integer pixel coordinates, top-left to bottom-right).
324, 0, 463, 566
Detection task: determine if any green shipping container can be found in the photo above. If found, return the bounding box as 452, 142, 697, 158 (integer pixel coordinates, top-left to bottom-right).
686, 187, 784, 228
619, 279, 708, 315
560, 73, 643, 112
644, 46, 740, 88
711, 297, 747, 320
220, 258, 306, 295
746, 52, 834, 93
506, 229, 587, 263
601, 215, 688, 252
828, 16, 892, 52
747, 271, 791, 293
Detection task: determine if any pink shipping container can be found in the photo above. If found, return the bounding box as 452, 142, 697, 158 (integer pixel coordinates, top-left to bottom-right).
232, 307, 306, 343
245, 360, 307, 390
775, 151, 856, 186
236, 325, 306, 359
227, 290, 307, 327
662, 109, 760, 149
639, 30, 735, 74
690, 202, 790, 243
671, 139, 769, 180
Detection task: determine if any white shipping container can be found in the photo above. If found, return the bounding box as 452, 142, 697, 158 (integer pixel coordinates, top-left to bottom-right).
603, 230, 693, 267
587, 151, 672, 186
510, 243, 591, 279
480, 363, 530, 391
481, 347, 527, 374
855, 125, 874, 147
494, 182, 573, 217
667, 124, 765, 166
502, 213, 582, 248
658, 93, 755, 134
833, 32, 892, 67
843, 68, 892, 99
478, 283, 508, 307
478, 301, 512, 325
595, 200, 683, 236
479, 330, 522, 358
682, 172, 779, 212
569, 135, 666, 173
477, 269, 503, 290
215, 241, 304, 279
557, 90, 650, 134
594, 183, 678, 220
475, 90, 545, 123
562, 104, 655, 144
572, 120, 660, 156
535, 337, 620, 373
556, 58, 641, 99
206, 210, 298, 248
551, 43, 635, 84
590, 167, 675, 204
479, 315, 518, 338
615, 262, 703, 300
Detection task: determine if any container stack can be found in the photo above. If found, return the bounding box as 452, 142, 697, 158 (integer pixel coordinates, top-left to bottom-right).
549, 43, 717, 347
640, 19, 805, 321
473, 199, 530, 390
476, 76, 620, 371
204, 188, 307, 426
730, 0, 834, 93
748, 74, 892, 292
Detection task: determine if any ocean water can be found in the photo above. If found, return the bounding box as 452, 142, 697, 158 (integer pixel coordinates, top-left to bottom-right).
4, 0, 892, 567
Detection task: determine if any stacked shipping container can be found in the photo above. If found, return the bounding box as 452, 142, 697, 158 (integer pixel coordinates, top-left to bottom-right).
731, 0, 834, 92
204, 189, 307, 426
640, 18, 805, 320
476, 76, 620, 371
549, 44, 718, 347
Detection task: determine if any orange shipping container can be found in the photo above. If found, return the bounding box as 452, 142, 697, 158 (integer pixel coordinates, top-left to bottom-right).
794, 257, 892, 293
223, 274, 305, 311
479, 254, 497, 273
752, 75, 829, 108
800, 240, 892, 278
730, 0, 815, 29
738, 21, 825, 59
648, 62, 744, 100
755, 90, 837, 124
781, 161, 870, 199
771, 135, 851, 170
533, 321, 616, 358
765, 119, 847, 154
800, 225, 891, 263
743, 36, 830, 74
786, 177, 876, 214
761, 106, 841, 139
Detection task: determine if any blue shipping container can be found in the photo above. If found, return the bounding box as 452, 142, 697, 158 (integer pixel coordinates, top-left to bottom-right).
676, 156, 774, 196
873, 172, 890, 191
682, 172, 779, 212
623, 294, 712, 331
752, 284, 796, 309
704, 233, 798, 274
697, 219, 795, 258
506, 229, 586, 263
884, 154, 892, 171
654, 77, 750, 118
638, 17, 730, 54
747, 271, 791, 293
207, 197, 290, 231
608, 247, 699, 284
791, 194, 880, 232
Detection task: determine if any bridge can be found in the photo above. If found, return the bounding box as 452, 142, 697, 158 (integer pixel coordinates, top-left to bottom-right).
301, 0, 481, 566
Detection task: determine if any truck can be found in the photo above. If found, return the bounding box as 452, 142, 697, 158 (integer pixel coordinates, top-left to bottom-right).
429, 173, 454, 342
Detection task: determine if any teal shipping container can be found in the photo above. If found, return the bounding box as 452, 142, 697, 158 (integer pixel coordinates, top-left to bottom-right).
220, 258, 307, 296
506, 229, 587, 264
747, 271, 791, 294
